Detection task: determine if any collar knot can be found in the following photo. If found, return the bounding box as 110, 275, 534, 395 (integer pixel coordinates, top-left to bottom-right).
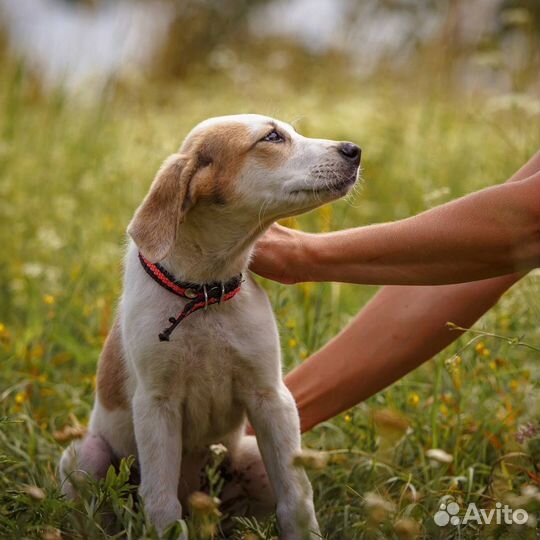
138, 252, 243, 342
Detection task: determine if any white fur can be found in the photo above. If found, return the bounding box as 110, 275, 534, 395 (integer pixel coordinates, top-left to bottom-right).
60, 114, 360, 540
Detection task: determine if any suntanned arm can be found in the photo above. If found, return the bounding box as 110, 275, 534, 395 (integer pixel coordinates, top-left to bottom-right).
250, 152, 540, 433
251, 152, 540, 286
286, 275, 521, 432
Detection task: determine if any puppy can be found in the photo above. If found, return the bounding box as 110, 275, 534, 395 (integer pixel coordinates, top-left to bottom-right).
60, 114, 361, 539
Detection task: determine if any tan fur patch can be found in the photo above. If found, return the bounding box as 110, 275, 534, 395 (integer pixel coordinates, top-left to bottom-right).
183, 123, 254, 205
96, 316, 128, 410
127, 154, 197, 262
251, 144, 290, 169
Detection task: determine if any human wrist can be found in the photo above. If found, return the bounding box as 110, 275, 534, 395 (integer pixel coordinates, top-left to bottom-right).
292, 231, 325, 283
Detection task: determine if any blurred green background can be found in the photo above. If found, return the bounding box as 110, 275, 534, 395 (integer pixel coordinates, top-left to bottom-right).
0, 1, 539, 539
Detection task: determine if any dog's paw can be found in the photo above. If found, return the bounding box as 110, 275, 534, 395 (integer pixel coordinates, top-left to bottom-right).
277, 501, 321, 540
144, 497, 184, 538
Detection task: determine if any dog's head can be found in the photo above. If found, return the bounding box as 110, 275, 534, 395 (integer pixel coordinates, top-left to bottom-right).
128, 114, 361, 262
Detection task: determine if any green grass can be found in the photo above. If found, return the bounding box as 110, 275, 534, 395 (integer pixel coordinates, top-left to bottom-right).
1, 62, 540, 540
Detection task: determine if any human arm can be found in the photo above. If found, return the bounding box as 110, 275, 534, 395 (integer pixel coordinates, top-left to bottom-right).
283, 152, 538, 432
286, 274, 521, 432
252, 152, 540, 286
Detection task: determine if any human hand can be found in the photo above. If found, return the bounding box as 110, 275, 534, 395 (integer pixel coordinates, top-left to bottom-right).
250, 224, 312, 284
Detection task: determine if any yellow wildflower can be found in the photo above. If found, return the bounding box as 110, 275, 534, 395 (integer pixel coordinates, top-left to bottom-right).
15, 391, 28, 405
288, 338, 298, 349
0, 323, 9, 344
499, 316, 511, 330
83, 375, 97, 389
444, 355, 462, 390
407, 392, 420, 407
344, 414, 352, 422
43, 294, 55, 305
475, 341, 490, 357
451, 370, 461, 391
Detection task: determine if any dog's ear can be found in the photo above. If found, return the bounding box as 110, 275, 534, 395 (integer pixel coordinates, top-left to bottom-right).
128, 153, 196, 262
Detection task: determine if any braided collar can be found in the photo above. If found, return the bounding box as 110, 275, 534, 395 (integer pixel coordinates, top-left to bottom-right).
138, 252, 242, 342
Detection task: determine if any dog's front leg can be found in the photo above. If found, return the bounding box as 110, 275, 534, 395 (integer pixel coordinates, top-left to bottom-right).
245, 384, 320, 540
133, 387, 186, 538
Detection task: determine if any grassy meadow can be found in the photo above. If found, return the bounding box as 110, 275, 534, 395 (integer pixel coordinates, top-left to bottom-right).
1, 60, 540, 540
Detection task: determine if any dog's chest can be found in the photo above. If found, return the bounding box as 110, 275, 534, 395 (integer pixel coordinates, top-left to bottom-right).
125, 276, 279, 451
170, 325, 247, 449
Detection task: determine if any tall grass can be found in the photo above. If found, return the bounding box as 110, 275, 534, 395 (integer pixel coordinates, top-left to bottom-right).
1, 60, 539, 539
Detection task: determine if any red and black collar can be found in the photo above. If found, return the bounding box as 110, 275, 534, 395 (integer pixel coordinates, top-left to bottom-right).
138, 252, 242, 342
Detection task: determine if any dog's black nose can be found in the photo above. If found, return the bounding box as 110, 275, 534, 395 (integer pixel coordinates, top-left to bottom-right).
338, 142, 361, 163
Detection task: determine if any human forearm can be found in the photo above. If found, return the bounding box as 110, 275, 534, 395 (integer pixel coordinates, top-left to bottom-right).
285, 273, 521, 432
302, 173, 540, 285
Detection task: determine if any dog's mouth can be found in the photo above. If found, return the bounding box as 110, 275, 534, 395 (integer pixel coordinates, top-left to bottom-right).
290, 171, 358, 196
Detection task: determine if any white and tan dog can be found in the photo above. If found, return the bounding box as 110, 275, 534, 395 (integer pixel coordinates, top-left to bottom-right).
60, 114, 361, 539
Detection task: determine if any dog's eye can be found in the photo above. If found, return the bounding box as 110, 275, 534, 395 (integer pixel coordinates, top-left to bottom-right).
261, 130, 284, 143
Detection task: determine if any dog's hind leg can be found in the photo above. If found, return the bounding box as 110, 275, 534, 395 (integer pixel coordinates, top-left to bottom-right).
59, 432, 114, 499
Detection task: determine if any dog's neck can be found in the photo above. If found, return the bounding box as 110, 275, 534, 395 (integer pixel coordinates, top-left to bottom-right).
160, 206, 270, 284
